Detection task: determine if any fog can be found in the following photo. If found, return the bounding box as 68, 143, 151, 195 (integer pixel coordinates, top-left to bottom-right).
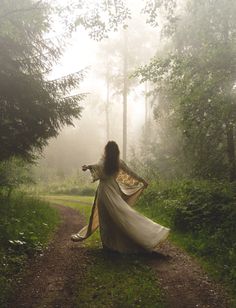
1, 1, 236, 303
39, 1, 160, 175
2, 0, 235, 182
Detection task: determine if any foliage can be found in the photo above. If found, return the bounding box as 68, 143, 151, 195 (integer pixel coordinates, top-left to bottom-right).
29, 169, 97, 196
142, 0, 177, 32
0, 0, 84, 162
0, 192, 59, 306
136, 0, 236, 180
74, 0, 178, 41
75, 0, 131, 40
129, 115, 187, 181
137, 180, 236, 294
43, 183, 96, 196
0, 158, 32, 195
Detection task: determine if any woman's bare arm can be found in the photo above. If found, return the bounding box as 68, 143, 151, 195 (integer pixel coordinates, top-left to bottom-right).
82, 164, 96, 171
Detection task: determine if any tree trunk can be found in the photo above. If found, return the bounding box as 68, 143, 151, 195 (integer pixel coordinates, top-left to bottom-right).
145, 81, 148, 135
105, 62, 110, 141
223, 18, 235, 180
226, 124, 236, 181
122, 29, 128, 160
143, 81, 149, 156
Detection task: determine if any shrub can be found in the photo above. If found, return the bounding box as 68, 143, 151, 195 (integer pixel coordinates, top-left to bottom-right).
0, 158, 32, 196
31, 180, 96, 196
137, 180, 236, 291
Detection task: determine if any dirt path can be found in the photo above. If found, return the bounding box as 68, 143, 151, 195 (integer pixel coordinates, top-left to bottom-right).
9, 205, 87, 308
150, 242, 231, 308
9, 204, 231, 308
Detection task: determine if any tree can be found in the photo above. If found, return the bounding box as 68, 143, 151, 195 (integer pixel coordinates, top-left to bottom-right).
75, 0, 131, 41
0, 0, 84, 162
137, 0, 236, 180
122, 28, 128, 160
74, 0, 170, 160
0, 158, 31, 196
94, 44, 114, 142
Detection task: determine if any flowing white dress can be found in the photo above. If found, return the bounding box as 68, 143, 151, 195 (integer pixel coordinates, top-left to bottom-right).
71, 159, 170, 253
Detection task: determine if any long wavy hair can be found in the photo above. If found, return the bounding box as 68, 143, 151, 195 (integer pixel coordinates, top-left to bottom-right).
104, 141, 120, 176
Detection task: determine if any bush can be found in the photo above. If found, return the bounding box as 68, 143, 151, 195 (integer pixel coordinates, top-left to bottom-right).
80, 187, 96, 196
30, 179, 96, 196
137, 180, 236, 291
45, 185, 96, 196
0, 158, 32, 196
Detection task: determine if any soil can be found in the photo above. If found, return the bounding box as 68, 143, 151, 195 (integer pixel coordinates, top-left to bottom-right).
8, 205, 87, 308
9, 204, 231, 308
150, 242, 231, 308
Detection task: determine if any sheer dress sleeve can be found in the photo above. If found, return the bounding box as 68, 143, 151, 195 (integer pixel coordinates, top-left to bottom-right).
88, 163, 101, 182
119, 159, 144, 183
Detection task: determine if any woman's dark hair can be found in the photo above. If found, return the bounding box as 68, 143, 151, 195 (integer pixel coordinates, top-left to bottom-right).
104, 141, 120, 176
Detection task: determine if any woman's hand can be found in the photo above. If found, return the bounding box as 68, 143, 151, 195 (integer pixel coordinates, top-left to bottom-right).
82, 165, 88, 171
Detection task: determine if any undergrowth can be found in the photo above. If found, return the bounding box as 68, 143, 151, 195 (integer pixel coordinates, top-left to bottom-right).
26, 181, 96, 196
0, 192, 59, 306
136, 180, 236, 303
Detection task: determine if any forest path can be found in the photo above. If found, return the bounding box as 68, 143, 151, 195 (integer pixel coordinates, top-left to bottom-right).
9, 204, 230, 308
151, 242, 230, 308
9, 204, 87, 308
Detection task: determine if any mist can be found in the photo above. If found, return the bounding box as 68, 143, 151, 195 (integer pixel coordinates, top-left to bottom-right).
1, 1, 236, 305
38, 1, 160, 177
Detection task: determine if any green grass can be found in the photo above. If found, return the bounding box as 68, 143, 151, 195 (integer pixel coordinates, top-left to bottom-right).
29, 180, 96, 196
0, 192, 59, 306
75, 250, 164, 308
136, 180, 236, 306
168, 232, 236, 308
44, 194, 94, 204
47, 195, 166, 307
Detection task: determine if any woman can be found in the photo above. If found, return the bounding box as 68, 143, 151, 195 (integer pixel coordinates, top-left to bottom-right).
71, 141, 170, 253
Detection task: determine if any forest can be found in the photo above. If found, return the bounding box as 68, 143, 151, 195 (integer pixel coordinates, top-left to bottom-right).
0, 0, 236, 307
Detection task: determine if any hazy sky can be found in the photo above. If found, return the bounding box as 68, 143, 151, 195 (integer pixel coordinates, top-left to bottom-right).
41, 0, 160, 169
51, 25, 150, 127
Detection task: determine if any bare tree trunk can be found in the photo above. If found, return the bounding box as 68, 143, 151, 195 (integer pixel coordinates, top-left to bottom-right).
142, 81, 149, 156
105, 62, 110, 141
145, 81, 148, 133
226, 124, 236, 181
122, 29, 128, 160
